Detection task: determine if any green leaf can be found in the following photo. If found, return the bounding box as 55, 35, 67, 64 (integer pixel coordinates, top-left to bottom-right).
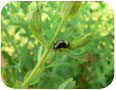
65, 80, 76, 89
30, 8, 48, 48
71, 33, 95, 49
31, 9, 42, 32
58, 78, 76, 89
61, 1, 82, 20
59, 49, 87, 59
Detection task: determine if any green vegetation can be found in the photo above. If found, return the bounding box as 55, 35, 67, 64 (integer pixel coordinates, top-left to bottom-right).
1, 1, 114, 89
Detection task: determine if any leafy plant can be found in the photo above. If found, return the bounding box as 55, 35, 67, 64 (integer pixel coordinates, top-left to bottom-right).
22, 1, 86, 87
1, 1, 114, 89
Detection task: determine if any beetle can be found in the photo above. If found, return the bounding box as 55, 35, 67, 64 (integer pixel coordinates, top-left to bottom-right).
53, 40, 70, 51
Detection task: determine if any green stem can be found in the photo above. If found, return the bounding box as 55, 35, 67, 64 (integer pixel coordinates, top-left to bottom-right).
49, 18, 65, 47
22, 49, 49, 87
22, 18, 65, 87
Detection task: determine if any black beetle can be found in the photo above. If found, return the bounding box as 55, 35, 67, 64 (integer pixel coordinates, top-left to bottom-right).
53, 40, 70, 51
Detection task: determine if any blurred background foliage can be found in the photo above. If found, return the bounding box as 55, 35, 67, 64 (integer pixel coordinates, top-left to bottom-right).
1, 1, 114, 89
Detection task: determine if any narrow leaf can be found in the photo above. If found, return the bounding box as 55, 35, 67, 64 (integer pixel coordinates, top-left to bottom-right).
59, 49, 87, 59
30, 9, 48, 48
71, 33, 95, 49
58, 78, 76, 89
61, 1, 82, 20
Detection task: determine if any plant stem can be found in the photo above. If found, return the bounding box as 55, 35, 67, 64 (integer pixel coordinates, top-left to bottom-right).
22, 18, 65, 87
22, 49, 49, 87
49, 18, 65, 47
